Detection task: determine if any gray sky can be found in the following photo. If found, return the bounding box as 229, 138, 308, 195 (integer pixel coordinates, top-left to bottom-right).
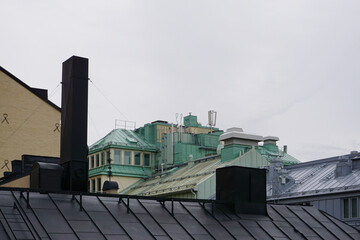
1, 1, 359, 161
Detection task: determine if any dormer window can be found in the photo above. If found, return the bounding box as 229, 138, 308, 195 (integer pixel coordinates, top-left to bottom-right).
126, 136, 138, 144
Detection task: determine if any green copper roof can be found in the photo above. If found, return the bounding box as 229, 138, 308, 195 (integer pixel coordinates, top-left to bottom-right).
255, 146, 300, 165
89, 128, 158, 153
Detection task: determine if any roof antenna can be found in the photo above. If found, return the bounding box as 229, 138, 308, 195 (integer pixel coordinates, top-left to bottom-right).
208, 110, 217, 134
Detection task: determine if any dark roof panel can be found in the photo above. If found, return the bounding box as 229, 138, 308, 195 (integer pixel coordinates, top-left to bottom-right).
257, 220, 288, 238
0, 189, 358, 240
48, 233, 78, 240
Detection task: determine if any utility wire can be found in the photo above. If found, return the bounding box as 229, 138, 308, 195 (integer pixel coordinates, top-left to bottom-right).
48, 82, 61, 99
88, 113, 101, 140
88, 78, 129, 121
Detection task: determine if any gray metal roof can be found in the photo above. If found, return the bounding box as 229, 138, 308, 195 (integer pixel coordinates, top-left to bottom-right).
268, 153, 360, 199
0, 188, 358, 239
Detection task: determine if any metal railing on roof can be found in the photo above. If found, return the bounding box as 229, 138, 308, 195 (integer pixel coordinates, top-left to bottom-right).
115, 119, 136, 130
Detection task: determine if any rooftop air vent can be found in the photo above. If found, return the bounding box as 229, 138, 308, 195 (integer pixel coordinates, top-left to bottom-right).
216, 166, 267, 215
352, 156, 360, 170
335, 160, 352, 178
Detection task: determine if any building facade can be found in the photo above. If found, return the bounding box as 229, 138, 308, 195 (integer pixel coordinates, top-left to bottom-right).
88, 128, 157, 192
0, 66, 61, 180
88, 114, 224, 193
122, 127, 300, 199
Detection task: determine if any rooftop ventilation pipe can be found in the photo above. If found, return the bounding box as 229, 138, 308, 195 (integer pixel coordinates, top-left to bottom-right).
187, 154, 194, 169
60, 56, 89, 192
283, 145, 288, 154
102, 181, 119, 194
263, 136, 279, 152
219, 128, 263, 162
335, 160, 352, 178
350, 151, 360, 170
216, 166, 267, 215
30, 162, 63, 191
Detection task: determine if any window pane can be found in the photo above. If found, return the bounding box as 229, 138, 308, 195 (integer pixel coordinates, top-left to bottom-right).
97, 178, 101, 192
114, 150, 121, 164
344, 199, 349, 218
352, 198, 358, 218
144, 153, 150, 166
124, 151, 131, 165
96, 154, 99, 167
106, 151, 111, 163
91, 156, 94, 168
91, 179, 95, 192
101, 152, 105, 165
134, 152, 141, 165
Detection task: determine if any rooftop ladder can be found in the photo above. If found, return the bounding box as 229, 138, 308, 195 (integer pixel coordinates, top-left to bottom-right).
0, 204, 37, 240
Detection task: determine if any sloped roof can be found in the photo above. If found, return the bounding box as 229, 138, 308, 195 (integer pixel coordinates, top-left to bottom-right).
268, 153, 360, 199
124, 155, 223, 196
0, 188, 358, 239
123, 149, 270, 197
0, 66, 61, 112
256, 146, 301, 165
89, 129, 157, 153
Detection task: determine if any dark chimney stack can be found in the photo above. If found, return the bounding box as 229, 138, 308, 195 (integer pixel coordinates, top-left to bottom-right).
216, 166, 267, 215
60, 56, 89, 192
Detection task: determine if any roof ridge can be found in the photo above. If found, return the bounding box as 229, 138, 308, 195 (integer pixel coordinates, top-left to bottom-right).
0, 66, 61, 112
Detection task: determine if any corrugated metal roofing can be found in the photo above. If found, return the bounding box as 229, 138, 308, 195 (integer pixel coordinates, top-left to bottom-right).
125, 156, 224, 196
89, 129, 157, 153
268, 153, 360, 199
0, 189, 358, 239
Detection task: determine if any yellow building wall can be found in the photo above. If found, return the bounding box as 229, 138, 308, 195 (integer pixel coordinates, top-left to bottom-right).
89, 175, 141, 193
0, 175, 30, 188
185, 127, 211, 134
0, 70, 61, 177
156, 125, 177, 142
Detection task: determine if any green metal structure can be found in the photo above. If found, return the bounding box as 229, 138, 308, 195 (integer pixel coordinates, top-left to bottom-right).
88, 113, 301, 197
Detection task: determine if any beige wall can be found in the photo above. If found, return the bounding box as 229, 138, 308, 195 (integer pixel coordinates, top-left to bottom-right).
185, 127, 211, 134
157, 125, 211, 142
89, 175, 140, 193
0, 70, 61, 177
1, 175, 30, 188
157, 125, 177, 142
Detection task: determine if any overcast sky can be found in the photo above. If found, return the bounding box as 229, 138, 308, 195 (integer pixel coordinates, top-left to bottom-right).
1, 1, 359, 161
